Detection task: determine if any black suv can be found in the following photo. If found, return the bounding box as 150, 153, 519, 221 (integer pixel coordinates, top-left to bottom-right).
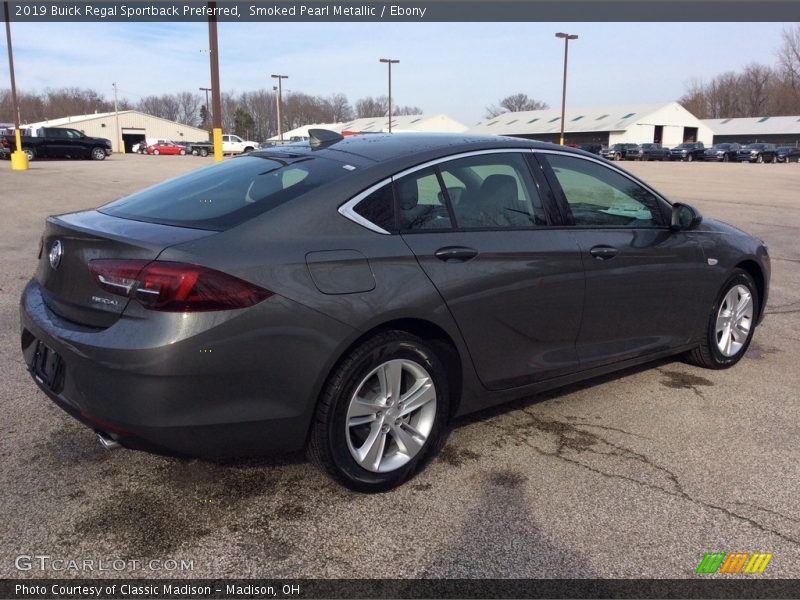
703, 143, 740, 162
737, 143, 778, 163
670, 142, 705, 162
776, 146, 800, 163
601, 143, 638, 161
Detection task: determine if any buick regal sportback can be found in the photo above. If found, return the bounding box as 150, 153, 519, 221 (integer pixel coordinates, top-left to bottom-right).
21, 132, 770, 491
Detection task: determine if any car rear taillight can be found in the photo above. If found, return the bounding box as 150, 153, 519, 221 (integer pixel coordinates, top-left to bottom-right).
88, 260, 272, 312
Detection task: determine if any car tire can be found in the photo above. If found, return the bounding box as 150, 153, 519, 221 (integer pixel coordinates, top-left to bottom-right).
687, 153, 693, 162
756, 154, 763, 163
153, 150, 160, 155
180, 149, 186, 156
308, 330, 450, 492
90, 147, 106, 161
199, 148, 209, 157
723, 154, 729, 163
685, 269, 759, 370
770, 155, 777, 164
22, 147, 34, 161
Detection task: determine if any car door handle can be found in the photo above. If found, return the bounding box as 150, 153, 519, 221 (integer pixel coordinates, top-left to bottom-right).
435, 246, 479, 262
589, 245, 619, 260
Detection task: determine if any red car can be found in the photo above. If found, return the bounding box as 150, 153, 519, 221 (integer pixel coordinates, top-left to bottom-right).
146, 142, 186, 156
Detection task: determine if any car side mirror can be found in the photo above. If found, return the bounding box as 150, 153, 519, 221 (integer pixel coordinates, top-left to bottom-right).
671, 203, 703, 231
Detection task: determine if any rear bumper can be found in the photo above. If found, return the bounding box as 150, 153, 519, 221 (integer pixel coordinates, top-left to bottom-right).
19, 279, 356, 458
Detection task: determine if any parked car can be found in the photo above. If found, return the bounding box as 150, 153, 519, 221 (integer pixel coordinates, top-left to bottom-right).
20, 132, 770, 491
703, 143, 741, 162
601, 143, 638, 161
776, 146, 800, 163
578, 143, 603, 155
222, 134, 258, 154
736, 143, 778, 163
669, 142, 706, 162
633, 143, 670, 161
146, 142, 187, 156
621, 144, 644, 160
1, 126, 112, 161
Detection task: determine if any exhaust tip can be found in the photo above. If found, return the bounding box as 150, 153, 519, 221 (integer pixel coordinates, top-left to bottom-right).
97, 431, 121, 450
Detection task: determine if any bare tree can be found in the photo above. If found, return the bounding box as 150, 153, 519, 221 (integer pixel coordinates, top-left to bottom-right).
326, 93, 353, 122
355, 95, 389, 118
678, 78, 708, 118
739, 63, 773, 116
485, 93, 548, 118
394, 105, 423, 116
175, 92, 202, 127
240, 89, 277, 140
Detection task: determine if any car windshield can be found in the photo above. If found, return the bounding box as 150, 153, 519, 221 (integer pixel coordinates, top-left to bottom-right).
100, 154, 350, 231
713, 144, 731, 150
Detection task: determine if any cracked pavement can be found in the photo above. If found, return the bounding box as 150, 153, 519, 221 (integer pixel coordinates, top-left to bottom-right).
0, 157, 798, 579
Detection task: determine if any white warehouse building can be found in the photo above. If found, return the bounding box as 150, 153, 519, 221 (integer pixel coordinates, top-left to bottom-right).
269, 114, 468, 141
465, 102, 714, 147
24, 110, 210, 153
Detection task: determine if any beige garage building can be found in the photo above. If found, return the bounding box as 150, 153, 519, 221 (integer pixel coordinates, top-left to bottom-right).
24, 110, 210, 153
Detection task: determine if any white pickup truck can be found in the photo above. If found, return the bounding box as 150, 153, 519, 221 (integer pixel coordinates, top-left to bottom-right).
222, 134, 258, 154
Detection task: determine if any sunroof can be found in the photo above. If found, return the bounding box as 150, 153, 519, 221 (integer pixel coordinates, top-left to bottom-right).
758, 117, 769, 123
571, 116, 584, 121
548, 117, 561, 123
621, 112, 636, 119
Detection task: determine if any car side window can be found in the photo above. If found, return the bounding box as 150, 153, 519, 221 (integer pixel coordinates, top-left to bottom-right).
395, 167, 454, 231
353, 183, 395, 232
545, 154, 666, 227
439, 153, 546, 228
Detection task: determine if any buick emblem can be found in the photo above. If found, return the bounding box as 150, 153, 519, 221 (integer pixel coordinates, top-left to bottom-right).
49, 240, 63, 270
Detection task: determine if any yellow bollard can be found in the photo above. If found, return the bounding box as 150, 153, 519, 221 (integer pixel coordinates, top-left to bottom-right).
213, 128, 223, 162
10, 150, 29, 170
10, 129, 28, 170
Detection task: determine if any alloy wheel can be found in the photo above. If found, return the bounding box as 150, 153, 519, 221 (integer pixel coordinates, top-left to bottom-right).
345, 358, 437, 473
715, 284, 753, 357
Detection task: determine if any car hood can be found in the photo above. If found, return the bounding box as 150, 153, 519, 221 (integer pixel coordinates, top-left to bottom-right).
697, 217, 757, 239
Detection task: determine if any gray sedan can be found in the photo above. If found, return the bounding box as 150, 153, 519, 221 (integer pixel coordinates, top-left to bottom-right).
20, 133, 770, 491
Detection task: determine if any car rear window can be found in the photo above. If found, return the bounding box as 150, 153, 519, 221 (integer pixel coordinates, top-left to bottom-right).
100, 155, 349, 230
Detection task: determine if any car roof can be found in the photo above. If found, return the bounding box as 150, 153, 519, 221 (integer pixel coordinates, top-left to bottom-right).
250, 132, 584, 169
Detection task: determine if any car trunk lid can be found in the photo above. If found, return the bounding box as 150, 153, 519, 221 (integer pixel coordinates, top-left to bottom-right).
36, 210, 215, 328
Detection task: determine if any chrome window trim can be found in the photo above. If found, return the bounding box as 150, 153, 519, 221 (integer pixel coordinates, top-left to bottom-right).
338, 147, 672, 234
337, 178, 394, 235
338, 148, 534, 234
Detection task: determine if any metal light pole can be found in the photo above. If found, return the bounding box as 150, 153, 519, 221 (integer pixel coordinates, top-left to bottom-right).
271, 74, 288, 141
207, 2, 223, 162
112, 82, 124, 153
379, 58, 399, 132
199, 86, 212, 135
555, 32, 578, 146
4, 1, 28, 170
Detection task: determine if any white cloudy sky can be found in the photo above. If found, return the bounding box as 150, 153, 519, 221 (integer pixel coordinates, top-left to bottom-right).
0, 21, 791, 125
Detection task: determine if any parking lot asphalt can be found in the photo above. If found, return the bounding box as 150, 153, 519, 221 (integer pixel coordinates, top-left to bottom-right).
0, 155, 798, 579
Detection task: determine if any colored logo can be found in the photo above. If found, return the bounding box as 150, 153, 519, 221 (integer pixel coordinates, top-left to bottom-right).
696, 552, 773, 574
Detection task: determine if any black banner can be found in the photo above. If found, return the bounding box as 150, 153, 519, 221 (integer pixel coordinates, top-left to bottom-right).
3, 579, 800, 599
0, 1, 798, 22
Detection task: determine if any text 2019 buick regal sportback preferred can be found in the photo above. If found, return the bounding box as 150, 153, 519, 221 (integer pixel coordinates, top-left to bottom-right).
20, 132, 770, 491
